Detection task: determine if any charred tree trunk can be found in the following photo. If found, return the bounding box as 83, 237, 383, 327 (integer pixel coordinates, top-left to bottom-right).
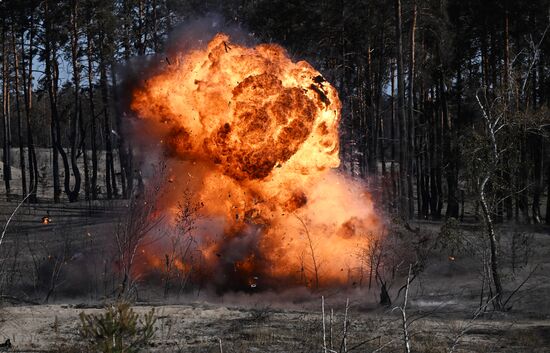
137, 0, 146, 55
546, 157, 550, 225
20, 14, 38, 202
518, 138, 530, 223
377, 31, 386, 180
441, 69, 459, 219
152, 0, 160, 53
395, 0, 409, 220
479, 176, 504, 310
44, 1, 59, 202
407, 0, 417, 218
99, 40, 117, 199
44, 1, 71, 203
86, 28, 99, 200
11, 25, 27, 198
110, 64, 131, 198
366, 47, 376, 176
503, 8, 514, 221
390, 60, 397, 207
531, 134, 543, 223
419, 54, 430, 219
67, 0, 82, 202
80, 98, 90, 201
121, 1, 136, 198
2, 19, 12, 200
429, 87, 441, 219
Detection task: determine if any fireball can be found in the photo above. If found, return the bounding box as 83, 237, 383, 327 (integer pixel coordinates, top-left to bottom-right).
131, 33, 379, 290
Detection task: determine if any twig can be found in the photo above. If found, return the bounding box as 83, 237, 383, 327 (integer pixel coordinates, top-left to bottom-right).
0, 191, 34, 248
502, 264, 539, 309
521, 23, 550, 94
448, 296, 498, 353
393, 264, 412, 353
393, 262, 419, 303
0, 294, 39, 305
330, 308, 334, 350
296, 214, 320, 289
372, 337, 400, 353
347, 335, 382, 352
322, 296, 327, 353
340, 298, 349, 353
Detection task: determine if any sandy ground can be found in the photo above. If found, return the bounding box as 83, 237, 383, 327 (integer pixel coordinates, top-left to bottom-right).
0, 299, 550, 353
0, 193, 548, 352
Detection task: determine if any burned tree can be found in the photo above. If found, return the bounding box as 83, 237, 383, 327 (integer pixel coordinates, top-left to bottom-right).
115, 163, 165, 298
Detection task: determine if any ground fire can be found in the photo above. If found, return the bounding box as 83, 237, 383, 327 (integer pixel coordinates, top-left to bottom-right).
130, 33, 380, 291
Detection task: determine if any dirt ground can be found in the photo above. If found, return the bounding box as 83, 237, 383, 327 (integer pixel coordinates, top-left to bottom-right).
1, 299, 550, 352
0, 199, 549, 352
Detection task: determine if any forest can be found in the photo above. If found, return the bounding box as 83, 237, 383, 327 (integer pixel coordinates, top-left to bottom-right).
1, 0, 549, 223
0, 0, 549, 352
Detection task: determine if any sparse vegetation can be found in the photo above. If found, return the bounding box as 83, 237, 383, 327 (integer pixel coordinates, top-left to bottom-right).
79, 301, 157, 353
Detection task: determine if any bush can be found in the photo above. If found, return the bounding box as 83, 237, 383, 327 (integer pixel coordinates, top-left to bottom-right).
79, 301, 157, 353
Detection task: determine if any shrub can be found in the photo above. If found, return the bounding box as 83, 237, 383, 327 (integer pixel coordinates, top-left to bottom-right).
79, 301, 157, 353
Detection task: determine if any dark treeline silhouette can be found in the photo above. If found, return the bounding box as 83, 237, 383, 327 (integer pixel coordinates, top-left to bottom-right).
0, 0, 549, 225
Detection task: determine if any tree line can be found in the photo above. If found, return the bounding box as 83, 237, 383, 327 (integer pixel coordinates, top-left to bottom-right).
1, 0, 549, 224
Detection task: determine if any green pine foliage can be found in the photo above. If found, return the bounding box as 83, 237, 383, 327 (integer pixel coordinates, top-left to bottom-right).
79, 302, 157, 353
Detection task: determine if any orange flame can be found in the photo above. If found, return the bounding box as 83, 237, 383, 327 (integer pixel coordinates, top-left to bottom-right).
131, 33, 380, 290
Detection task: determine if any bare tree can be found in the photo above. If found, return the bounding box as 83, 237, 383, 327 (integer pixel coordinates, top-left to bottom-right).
162, 188, 201, 297
448, 296, 498, 353
43, 232, 73, 303
0, 191, 34, 248
295, 215, 320, 290
394, 264, 412, 353
116, 163, 165, 298
471, 88, 508, 310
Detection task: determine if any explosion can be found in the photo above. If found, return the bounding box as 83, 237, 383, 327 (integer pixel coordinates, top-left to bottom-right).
130, 33, 380, 291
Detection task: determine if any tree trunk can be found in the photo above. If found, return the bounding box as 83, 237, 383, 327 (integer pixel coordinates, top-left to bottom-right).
152, 0, 160, 53
67, 0, 82, 202
367, 46, 376, 176
395, 0, 409, 220
546, 157, 550, 224
80, 98, 90, 201
503, 7, 514, 221
407, 0, 417, 218
86, 29, 99, 200
390, 60, 397, 206
20, 16, 38, 202
479, 176, 504, 310
531, 134, 543, 223
429, 88, 441, 219
99, 45, 117, 199
11, 25, 27, 198
377, 30, 386, 181
138, 0, 145, 55
43, 1, 59, 202
2, 19, 12, 200
110, 64, 131, 198
441, 71, 459, 219
518, 138, 530, 223
44, 0, 71, 203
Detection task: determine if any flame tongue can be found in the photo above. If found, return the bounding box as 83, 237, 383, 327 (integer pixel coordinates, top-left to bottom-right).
131, 33, 379, 290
